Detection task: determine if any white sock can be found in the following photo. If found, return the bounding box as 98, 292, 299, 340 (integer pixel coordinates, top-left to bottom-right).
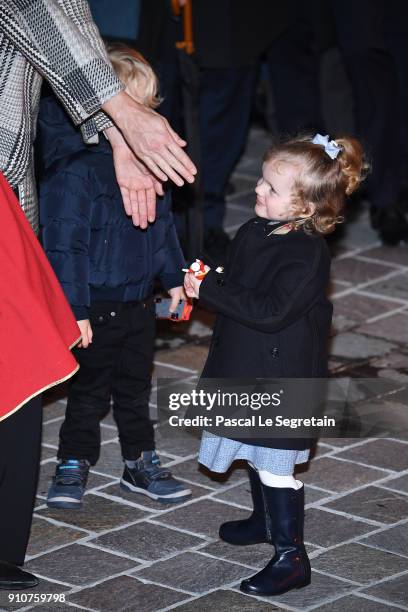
258, 470, 303, 490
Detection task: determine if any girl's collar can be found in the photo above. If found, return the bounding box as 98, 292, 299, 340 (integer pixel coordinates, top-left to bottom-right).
253, 217, 308, 235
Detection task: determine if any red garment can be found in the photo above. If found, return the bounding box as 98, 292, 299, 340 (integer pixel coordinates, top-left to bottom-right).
0, 173, 80, 420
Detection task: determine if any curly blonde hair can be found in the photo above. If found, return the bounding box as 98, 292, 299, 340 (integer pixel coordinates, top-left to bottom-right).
264, 134, 369, 234
107, 43, 162, 109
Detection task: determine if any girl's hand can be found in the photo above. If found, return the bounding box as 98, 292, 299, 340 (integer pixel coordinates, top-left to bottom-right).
184, 272, 202, 299
168, 286, 187, 312
77, 319, 93, 349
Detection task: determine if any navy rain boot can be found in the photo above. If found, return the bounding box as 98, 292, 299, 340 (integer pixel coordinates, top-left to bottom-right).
240, 483, 311, 596
219, 465, 270, 545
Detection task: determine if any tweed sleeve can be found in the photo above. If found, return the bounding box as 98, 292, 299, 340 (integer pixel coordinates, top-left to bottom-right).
0, 0, 123, 135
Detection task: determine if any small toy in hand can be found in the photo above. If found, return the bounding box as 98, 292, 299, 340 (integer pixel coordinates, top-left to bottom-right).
182, 259, 209, 280
155, 297, 192, 321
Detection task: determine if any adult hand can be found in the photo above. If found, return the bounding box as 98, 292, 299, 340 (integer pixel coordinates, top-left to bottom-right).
77, 319, 93, 348
168, 286, 187, 312
105, 126, 164, 228
102, 91, 197, 187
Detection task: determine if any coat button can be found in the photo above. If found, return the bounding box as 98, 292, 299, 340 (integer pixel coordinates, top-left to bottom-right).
270, 347, 279, 358
110, 311, 116, 317
216, 277, 225, 287
98, 316, 104, 322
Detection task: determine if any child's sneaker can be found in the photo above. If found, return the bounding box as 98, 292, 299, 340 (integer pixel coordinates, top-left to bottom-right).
47, 459, 90, 509
120, 451, 192, 503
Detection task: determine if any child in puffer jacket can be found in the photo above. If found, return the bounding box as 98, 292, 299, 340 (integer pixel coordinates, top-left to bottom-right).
39, 45, 191, 508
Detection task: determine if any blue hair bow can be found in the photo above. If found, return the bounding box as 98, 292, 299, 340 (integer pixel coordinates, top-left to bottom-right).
312, 134, 342, 160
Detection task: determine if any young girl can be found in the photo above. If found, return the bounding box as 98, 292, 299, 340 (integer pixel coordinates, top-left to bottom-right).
184, 134, 366, 596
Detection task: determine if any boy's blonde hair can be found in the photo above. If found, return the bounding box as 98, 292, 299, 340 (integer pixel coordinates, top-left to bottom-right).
264, 134, 369, 235
107, 43, 162, 109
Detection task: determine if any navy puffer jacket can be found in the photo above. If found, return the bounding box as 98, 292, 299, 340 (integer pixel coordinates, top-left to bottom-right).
38, 96, 185, 320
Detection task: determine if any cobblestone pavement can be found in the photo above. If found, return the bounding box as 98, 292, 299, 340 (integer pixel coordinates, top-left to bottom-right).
2, 127, 408, 612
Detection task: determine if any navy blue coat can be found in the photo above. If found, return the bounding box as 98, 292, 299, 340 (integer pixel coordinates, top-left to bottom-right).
37, 96, 184, 320
200, 217, 333, 450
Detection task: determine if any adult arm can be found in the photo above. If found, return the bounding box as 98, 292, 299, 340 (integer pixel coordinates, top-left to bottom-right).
0, 0, 196, 223
0, 0, 124, 135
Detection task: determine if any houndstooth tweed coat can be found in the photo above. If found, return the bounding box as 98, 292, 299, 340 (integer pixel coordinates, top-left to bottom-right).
0, 0, 124, 232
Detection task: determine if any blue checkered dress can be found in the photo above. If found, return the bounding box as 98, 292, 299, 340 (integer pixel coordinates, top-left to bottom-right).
199, 431, 310, 475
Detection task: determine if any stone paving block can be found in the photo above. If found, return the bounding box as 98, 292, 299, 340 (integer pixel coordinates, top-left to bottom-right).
312, 542, 407, 584
42, 399, 67, 423
333, 293, 398, 324
305, 486, 334, 505
320, 438, 368, 448
338, 219, 378, 249
366, 272, 408, 302
90, 441, 124, 477
155, 499, 250, 539
360, 523, 408, 558
41, 445, 57, 461
154, 421, 202, 457
330, 332, 395, 359
156, 345, 209, 372
324, 486, 408, 524
200, 540, 275, 569
371, 350, 408, 370
297, 457, 385, 493
133, 551, 250, 594
26, 517, 85, 558
378, 369, 408, 384
312, 593, 401, 611
99, 478, 209, 511
25, 544, 138, 587
68, 575, 186, 611
265, 570, 354, 608
27, 605, 82, 611
0, 578, 72, 611
332, 314, 362, 334
333, 312, 360, 334
334, 439, 408, 472
358, 312, 408, 346
363, 245, 408, 266
212, 481, 252, 509
168, 458, 248, 490
90, 521, 206, 561
153, 363, 194, 379
304, 508, 375, 548
311, 442, 336, 458
361, 573, 408, 607
35, 493, 151, 533
331, 259, 392, 285
172, 588, 283, 611
42, 418, 117, 448
379, 473, 408, 494
36, 461, 114, 499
